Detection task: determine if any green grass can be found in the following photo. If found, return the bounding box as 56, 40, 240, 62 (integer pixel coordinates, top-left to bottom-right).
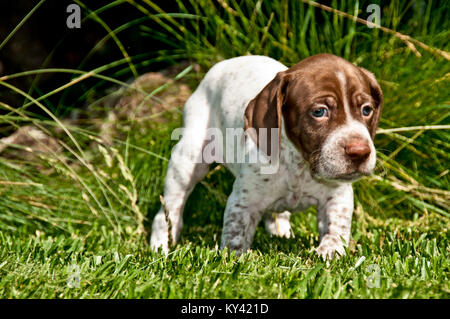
0, 0, 448, 298
0, 214, 447, 298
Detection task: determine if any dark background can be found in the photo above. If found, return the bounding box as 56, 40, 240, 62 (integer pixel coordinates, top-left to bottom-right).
0, 1, 447, 116
0, 0, 181, 112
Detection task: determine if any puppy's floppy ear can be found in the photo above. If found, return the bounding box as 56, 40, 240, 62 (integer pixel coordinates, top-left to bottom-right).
244, 71, 288, 157
359, 67, 383, 138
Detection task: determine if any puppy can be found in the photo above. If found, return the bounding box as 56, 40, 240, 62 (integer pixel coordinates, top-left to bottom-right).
151, 54, 382, 259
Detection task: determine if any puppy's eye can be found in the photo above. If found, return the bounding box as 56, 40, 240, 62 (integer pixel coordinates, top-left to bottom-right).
311, 107, 329, 118
362, 105, 373, 117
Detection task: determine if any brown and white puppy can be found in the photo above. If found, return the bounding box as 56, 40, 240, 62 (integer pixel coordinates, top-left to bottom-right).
150, 54, 383, 259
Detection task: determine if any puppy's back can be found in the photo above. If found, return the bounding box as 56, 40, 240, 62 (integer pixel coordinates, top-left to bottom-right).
184, 56, 287, 131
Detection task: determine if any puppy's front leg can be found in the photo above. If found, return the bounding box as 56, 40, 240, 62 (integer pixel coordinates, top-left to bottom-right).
316, 184, 354, 260
220, 179, 275, 255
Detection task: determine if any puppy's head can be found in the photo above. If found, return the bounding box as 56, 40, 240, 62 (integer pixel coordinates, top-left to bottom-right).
244, 54, 383, 181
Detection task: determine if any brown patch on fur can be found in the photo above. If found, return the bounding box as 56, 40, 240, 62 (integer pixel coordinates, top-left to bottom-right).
243, 54, 383, 174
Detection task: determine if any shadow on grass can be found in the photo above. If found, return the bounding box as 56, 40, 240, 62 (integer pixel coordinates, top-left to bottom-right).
146, 164, 321, 256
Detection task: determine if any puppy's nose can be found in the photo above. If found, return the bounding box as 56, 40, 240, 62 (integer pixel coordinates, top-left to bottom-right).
345, 140, 371, 163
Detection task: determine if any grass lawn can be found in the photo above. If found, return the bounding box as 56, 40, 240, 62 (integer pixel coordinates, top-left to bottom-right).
0, 0, 448, 298
0, 213, 448, 298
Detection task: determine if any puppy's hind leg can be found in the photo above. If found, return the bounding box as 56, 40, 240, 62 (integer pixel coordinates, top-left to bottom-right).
151, 160, 209, 253
264, 211, 292, 238
151, 94, 211, 253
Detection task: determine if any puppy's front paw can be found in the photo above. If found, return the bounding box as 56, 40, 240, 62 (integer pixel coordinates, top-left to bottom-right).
316, 234, 346, 260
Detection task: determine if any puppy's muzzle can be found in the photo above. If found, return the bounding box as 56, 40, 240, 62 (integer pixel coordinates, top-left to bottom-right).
344, 139, 371, 165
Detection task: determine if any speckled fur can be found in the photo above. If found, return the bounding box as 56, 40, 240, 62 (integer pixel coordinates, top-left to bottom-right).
150, 55, 378, 259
